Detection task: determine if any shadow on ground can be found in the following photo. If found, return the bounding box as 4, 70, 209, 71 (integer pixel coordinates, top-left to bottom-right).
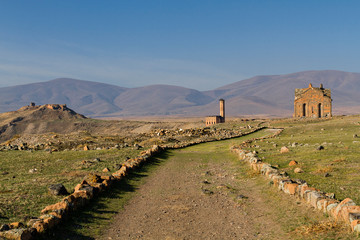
39, 151, 172, 240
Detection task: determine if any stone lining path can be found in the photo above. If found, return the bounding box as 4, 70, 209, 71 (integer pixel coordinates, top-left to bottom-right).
98, 131, 331, 240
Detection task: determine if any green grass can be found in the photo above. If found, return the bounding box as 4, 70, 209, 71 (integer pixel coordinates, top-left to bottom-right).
38, 128, 271, 239
0, 120, 258, 224
248, 115, 360, 204
0, 148, 142, 223
35, 127, 358, 239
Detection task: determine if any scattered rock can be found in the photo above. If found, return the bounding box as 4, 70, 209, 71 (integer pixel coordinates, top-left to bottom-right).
316, 145, 324, 150
94, 158, 101, 162
85, 174, 102, 183
9, 222, 24, 229
288, 160, 298, 166
324, 172, 331, 177
134, 144, 142, 150
279, 171, 288, 177
0, 228, 33, 240
0, 224, 10, 231
84, 145, 89, 151
280, 146, 289, 153
48, 183, 69, 196
28, 168, 37, 174
1, 172, 9, 175
353, 134, 358, 138
291, 142, 298, 147
236, 194, 248, 200
202, 180, 211, 184
294, 167, 303, 173
102, 167, 110, 173
201, 189, 214, 195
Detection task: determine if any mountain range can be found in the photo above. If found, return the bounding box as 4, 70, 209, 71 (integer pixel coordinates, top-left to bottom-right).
1, 70, 360, 118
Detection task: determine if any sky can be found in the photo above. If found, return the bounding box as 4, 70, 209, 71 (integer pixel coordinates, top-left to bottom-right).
0, 0, 360, 90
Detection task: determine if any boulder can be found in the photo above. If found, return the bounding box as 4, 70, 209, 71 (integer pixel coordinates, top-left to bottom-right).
283, 183, 299, 195
0, 228, 33, 240
48, 184, 69, 196
316, 145, 324, 150
288, 160, 298, 166
280, 146, 289, 153
9, 222, 24, 229
334, 198, 356, 219
294, 167, 303, 173
0, 224, 10, 231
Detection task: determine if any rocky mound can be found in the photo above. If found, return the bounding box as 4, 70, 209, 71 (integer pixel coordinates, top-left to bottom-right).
0, 103, 86, 142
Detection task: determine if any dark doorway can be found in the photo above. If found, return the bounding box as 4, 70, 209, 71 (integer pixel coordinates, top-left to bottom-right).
302, 103, 306, 117
318, 103, 322, 118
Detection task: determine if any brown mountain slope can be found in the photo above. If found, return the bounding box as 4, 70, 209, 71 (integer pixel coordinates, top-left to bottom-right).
1, 70, 360, 117
206, 70, 360, 115
0, 78, 127, 115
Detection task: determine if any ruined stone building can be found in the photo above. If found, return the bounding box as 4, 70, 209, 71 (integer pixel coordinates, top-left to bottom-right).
294, 83, 332, 118
205, 99, 225, 126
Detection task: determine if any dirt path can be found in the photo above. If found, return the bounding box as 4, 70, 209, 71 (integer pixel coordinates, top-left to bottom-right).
99, 131, 330, 240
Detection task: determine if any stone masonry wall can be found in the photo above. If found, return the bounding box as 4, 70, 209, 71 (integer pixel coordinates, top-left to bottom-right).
294, 84, 332, 118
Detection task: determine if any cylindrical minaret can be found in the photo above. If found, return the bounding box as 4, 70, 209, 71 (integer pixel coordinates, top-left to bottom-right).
219, 99, 225, 122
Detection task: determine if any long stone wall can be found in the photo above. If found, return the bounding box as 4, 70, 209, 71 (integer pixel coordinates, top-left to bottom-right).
230, 130, 360, 234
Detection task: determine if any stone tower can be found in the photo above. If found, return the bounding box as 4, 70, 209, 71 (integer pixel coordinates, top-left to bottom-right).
294, 83, 332, 118
219, 99, 225, 121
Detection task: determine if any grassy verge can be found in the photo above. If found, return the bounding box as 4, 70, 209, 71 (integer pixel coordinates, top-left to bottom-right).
248, 115, 360, 204
0, 148, 142, 223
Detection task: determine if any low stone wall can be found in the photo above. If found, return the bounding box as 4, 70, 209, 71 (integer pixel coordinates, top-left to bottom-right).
0, 127, 265, 240
230, 130, 360, 234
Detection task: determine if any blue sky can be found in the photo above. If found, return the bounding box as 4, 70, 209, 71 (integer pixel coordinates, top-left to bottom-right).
0, 1, 359, 90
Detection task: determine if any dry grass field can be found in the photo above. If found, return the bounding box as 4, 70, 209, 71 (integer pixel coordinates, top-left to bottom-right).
0, 117, 257, 225
249, 115, 360, 204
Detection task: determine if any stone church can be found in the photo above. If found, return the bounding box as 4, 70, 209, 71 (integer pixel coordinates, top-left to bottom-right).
294, 83, 332, 118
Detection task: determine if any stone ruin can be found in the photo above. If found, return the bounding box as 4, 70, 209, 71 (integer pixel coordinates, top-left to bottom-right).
294, 83, 332, 118
205, 99, 225, 126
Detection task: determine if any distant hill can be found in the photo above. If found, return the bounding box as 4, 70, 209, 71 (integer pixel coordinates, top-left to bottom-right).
0, 104, 86, 142
0, 78, 127, 115
1, 70, 360, 117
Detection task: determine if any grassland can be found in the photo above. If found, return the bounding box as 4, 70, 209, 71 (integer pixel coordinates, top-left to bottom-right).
0, 148, 142, 223
250, 115, 360, 204
0, 119, 258, 225
47, 128, 355, 239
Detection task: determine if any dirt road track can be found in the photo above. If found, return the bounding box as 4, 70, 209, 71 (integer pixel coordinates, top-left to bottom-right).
99, 134, 325, 240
